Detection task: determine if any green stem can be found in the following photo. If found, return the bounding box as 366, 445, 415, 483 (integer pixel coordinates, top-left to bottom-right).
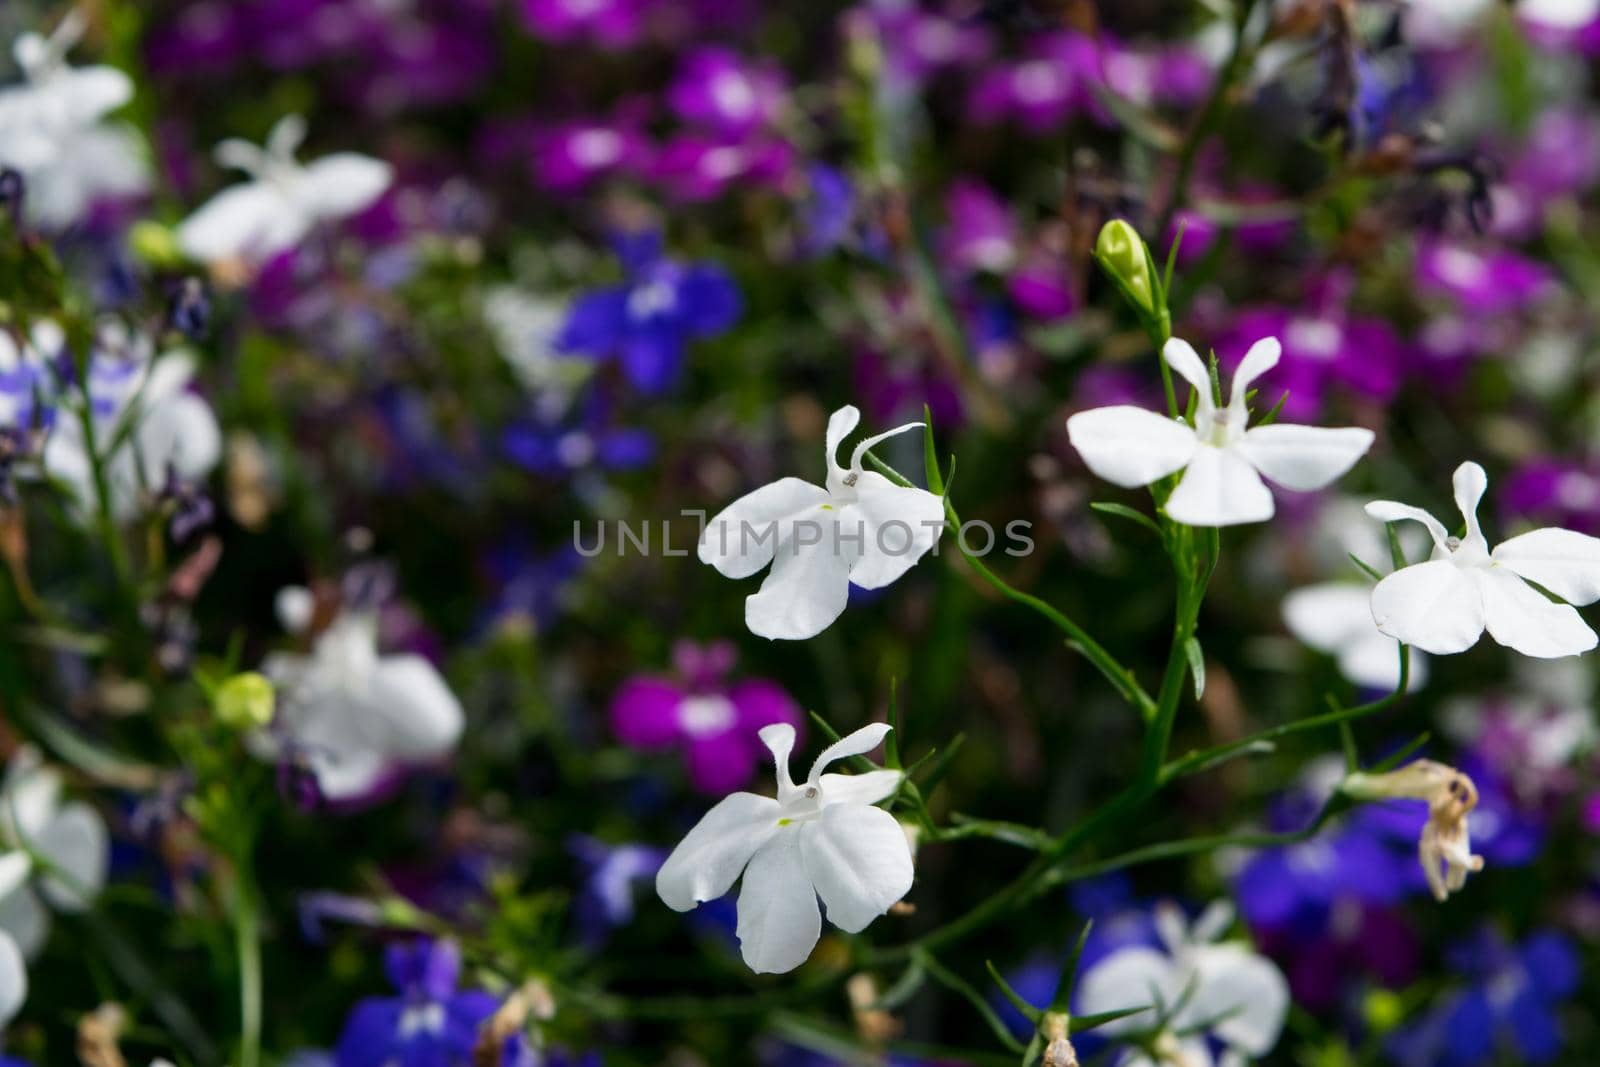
230, 839, 263, 1067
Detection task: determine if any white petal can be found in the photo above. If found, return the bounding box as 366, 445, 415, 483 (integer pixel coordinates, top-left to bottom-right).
735, 831, 821, 974
1165, 445, 1274, 526
1184, 944, 1289, 1056
276, 586, 316, 635
744, 527, 856, 640
656, 792, 780, 912
306, 748, 388, 802
799, 803, 914, 933
760, 723, 798, 797
266, 114, 308, 160
698, 478, 830, 580
842, 474, 945, 590
0, 854, 30, 901
818, 769, 903, 807
177, 182, 307, 263
1076, 945, 1173, 1032
824, 405, 862, 484
0, 928, 23, 1026
847, 420, 926, 474
1369, 560, 1484, 654
0, 886, 49, 959
1339, 631, 1427, 691
1163, 337, 1213, 401
2, 747, 60, 841
299, 153, 393, 220
1065, 406, 1198, 489
1453, 461, 1489, 551
136, 392, 222, 488
1474, 567, 1598, 658
360, 656, 465, 761
34, 802, 107, 912
1364, 501, 1450, 554
1282, 583, 1376, 654
1492, 527, 1600, 605
808, 722, 893, 782
1236, 424, 1374, 491
1227, 336, 1282, 412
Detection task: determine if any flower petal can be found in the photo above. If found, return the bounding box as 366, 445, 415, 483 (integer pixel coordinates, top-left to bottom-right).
824, 405, 862, 484
1474, 567, 1598, 658
34, 802, 107, 912
1282, 583, 1376, 654
1364, 501, 1449, 554
847, 421, 926, 473
699, 477, 830, 580
176, 182, 302, 263
799, 803, 914, 933
759, 722, 798, 798
735, 831, 821, 974
1163, 337, 1213, 403
299, 153, 393, 220
1228, 336, 1282, 411
0, 855, 29, 902
1492, 527, 1600, 605
1236, 424, 1374, 491
1065, 406, 1198, 489
1165, 445, 1274, 526
1369, 560, 1484, 655
608, 678, 685, 749
655, 791, 780, 912
1185, 943, 1290, 1056
842, 474, 945, 590
362, 655, 465, 761
819, 769, 903, 807
0, 929, 23, 1027
1076, 945, 1172, 1032
0, 884, 49, 958
744, 526, 856, 640
807, 722, 893, 783
1338, 631, 1427, 692
1453, 461, 1489, 551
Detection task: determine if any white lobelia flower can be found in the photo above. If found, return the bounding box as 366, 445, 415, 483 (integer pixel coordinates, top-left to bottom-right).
1283, 583, 1428, 691
41, 324, 222, 522
176, 114, 393, 266
655, 721, 914, 974
1077, 900, 1289, 1067
1066, 337, 1374, 527
0, 10, 149, 229
0, 746, 110, 961
698, 405, 945, 640
253, 588, 466, 803
1365, 461, 1600, 658
0, 921, 22, 1029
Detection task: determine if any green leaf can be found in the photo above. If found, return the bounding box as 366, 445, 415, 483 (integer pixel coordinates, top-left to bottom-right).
986, 960, 1042, 1025
915, 948, 1026, 1053
1372, 730, 1431, 773
1255, 390, 1290, 427
1071, 1005, 1153, 1033
1386, 523, 1408, 570
922, 405, 944, 495
1050, 921, 1095, 1012
1089, 501, 1162, 537
1339, 720, 1360, 773
886, 677, 902, 770
1184, 636, 1205, 700
1348, 553, 1384, 582
914, 733, 965, 795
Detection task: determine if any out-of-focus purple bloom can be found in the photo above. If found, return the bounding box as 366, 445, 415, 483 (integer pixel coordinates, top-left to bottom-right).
145, 3, 251, 74
651, 135, 794, 201
502, 391, 655, 477
609, 639, 801, 793
520, 0, 649, 48
1494, 110, 1600, 238
1216, 273, 1409, 420
1504, 458, 1600, 536
482, 543, 582, 635
1416, 240, 1556, 316
555, 231, 740, 394
335, 939, 497, 1067
853, 347, 963, 429
298, 892, 387, 944
1387, 929, 1580, 1066
942, 179, 1017, 274
1008, 247, 1076, 321
668, 48, 785, 136
968, 33, 1099, 132
531, 118, 652, 193
569, 834, 667, 943
795, 163, 864, 259
862, 5, 991, 91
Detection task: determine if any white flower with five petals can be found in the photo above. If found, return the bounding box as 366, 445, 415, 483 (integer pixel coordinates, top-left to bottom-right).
1077, 900, 1289, 1067
1366, 462, 1600, 658
1066, 337, 1374, 527
177, 114, 392, 266
698, 406, 945, 640
655, 722, 913, 974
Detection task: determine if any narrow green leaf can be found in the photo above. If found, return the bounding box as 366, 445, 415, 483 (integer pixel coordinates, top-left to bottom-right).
915, 949, 1026, 1053
1163, 219, 1187, 297
1050, 921, 1095, 1011
876, 960, 928, 1011
1184, 636, 1205, 700
1339, 720, 1360, 773
886, 677, 902, 770
922, 405, 944, 496
1089, 501, 1162, 537
1348, 553, 1384, 582
1372, 731, 1431, 773
1386, 523, 1408, 570
986, 960, 1043, 1025
1255, 390, 1290, 427
915, 732, 966, 795
1071, 1005, 1153, 1032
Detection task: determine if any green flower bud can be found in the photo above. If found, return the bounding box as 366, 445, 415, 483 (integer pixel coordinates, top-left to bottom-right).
1363, 989, 1405, 1035
215, 672, 275, 730
129, 220, 183, 269
1095, 218, 1156, 317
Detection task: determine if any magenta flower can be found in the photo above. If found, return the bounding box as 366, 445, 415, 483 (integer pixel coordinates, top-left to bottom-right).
968, 33, 1099, 132
667, 48, 785, 137
651, 135, 793, 201
610, 641, 801, 793
865, 5, 992, 90
520, 0, 649, 48
532, 117, 652, 193
1416, 240, 1557, 316
942, 179, 1017, 274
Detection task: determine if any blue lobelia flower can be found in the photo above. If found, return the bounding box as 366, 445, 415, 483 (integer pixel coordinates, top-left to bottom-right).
569, 834, 667, 946
555, 231, 740, 395
1387, 928, 1581, 1066
335, 939, 498, 1067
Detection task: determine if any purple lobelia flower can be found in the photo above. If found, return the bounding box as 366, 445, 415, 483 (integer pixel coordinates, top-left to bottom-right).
501, 390, 654, 477
942, 179, 1017, 275
1415, 240, 1557, 316
519, 0, 649, 48
569, 834, 667, 943
1504, 457, 1600, 536
651, 134, 794, 201
530, 116, 651, 193
1387, 928, 1581, 1066
1216, 272, 1409, 420
609, 639, 801, 793
968, 32, 1099, 133
667, 48, 786, 137
335, 940, 497, 1067
555, 231, 740, 394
